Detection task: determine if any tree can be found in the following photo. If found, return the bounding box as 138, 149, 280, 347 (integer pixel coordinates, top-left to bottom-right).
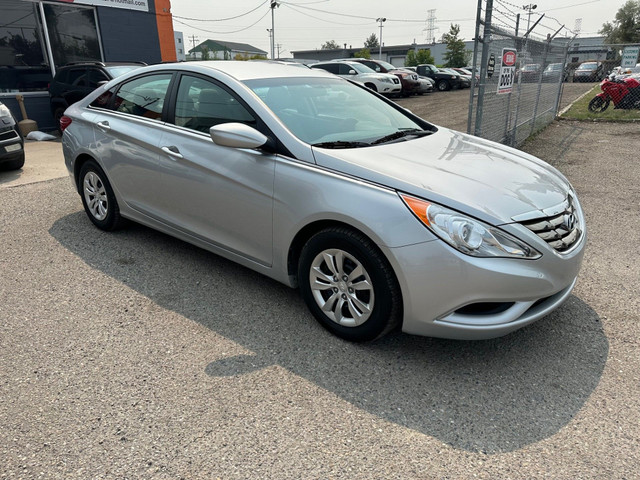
321, 40, 341, 50
364, 33, 379, 49
600, 0, 640, 44
442, 24, 467, 67
201, 45, 210, 61
354, 48, 371, 59
405, 48, 435, 66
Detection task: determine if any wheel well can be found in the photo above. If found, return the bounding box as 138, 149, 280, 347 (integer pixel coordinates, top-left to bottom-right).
73, 154, 96, 193
364, 82, 377, 91
287, 220, 397, 286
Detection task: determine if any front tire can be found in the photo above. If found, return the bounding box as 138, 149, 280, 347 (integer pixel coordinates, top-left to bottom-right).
1, 152, 25, 171
588, 96, 609, 113
298, 227, 401, 342
436, 80, 450, 91
79, 160, 123, 231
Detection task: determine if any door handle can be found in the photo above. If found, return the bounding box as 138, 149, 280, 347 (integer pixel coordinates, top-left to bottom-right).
161, 145, 184, 160
96, 120, 110, 131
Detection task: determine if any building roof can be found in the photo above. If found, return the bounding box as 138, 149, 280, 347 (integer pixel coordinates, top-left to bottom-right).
189, 39, 267, 55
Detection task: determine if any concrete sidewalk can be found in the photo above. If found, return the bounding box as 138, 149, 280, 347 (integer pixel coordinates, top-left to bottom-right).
0, 139, 67, 190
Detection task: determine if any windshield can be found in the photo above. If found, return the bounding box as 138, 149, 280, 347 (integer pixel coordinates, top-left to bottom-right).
245, 77, 425, 145
577, 63, 597, 71
377, 60, 397, 71
348, 63, 376, 74
105, 65, 142, 78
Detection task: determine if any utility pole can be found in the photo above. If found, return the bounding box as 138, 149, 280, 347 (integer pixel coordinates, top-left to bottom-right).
270, 1, 279, 59
376, 17, 386, 60
189, 35, 199, 59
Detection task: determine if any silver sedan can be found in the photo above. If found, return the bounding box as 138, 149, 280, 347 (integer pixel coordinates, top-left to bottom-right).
61, 61, 585, 342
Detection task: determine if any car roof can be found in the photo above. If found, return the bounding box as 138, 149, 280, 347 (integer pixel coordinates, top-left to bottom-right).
136, 61, 330, 81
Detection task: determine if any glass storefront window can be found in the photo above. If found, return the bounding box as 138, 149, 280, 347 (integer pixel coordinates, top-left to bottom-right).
43, 3, 101, 68
0, 2, 50, 92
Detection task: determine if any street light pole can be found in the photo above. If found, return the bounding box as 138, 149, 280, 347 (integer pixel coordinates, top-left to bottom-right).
377, 17, 386, 60
270, 1, 279, 59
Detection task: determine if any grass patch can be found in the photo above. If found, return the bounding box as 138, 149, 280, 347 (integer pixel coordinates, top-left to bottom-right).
561, 84, 640, 121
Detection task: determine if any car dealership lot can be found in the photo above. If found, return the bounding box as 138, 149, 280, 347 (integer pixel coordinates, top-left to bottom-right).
1, 115, 638, 477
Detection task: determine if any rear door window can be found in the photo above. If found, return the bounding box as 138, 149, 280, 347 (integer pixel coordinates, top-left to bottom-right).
114, 74, 172, 120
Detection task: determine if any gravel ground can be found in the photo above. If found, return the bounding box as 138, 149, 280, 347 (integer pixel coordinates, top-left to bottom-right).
0, 90, 638, 478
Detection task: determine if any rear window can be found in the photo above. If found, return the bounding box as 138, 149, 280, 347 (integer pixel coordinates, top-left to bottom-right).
105, 65, 141, 79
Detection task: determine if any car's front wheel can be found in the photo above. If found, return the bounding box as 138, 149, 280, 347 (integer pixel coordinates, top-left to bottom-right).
436, 79, 450, 91
298, 227, 401, 342
79, 160, 123, 231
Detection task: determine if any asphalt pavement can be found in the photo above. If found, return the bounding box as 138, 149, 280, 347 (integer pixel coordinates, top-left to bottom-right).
0, 100, 638, 478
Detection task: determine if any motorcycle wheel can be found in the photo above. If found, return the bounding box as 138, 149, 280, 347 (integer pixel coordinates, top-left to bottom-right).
588, 96, 610, 113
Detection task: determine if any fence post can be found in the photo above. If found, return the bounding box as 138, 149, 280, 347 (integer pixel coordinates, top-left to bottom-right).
473, 0, 494, 138
530, 40, 550, 137
467, 0, 485, 135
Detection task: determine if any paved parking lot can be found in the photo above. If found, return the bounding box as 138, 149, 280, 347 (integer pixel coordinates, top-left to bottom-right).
1, 88, 638, 478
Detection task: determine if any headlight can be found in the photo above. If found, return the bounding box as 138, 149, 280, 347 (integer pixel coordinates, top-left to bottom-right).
380, 77, 392, 83
0, 103, 12, 118
400, 194, 541, 259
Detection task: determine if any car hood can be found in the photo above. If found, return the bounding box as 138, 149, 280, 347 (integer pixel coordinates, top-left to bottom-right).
311, 127, 571, 224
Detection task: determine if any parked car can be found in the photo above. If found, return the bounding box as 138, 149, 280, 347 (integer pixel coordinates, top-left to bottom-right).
440, 68, 471, 88
573, 61, 604, 82
61, 61, 586, 342
49, 61, 145, 129
341, 58, 421, 96
413, 64, 463, 91
309, 61, 401, 95
399, 67, 434, 94
542, 63, 567, 83
451, 67, 478, 84
0, 101, 25, 171
517, 63, 542, 83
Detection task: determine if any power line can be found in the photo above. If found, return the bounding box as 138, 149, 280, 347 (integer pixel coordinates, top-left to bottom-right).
173, 8, 271, 35
173, 1, 268, 22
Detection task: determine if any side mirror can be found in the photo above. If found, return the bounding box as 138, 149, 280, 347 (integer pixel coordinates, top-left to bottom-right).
348, 69, 357, 75
209, 122, 268, 149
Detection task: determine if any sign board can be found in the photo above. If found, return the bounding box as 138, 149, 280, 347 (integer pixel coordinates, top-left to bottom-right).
42, 0, 150, 12
621, 46, 640, 69
487, 53, 496, 78
497, 48, 516, 95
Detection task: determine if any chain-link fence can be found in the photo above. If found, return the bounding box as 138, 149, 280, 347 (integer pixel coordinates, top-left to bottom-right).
467, 0, 572, 147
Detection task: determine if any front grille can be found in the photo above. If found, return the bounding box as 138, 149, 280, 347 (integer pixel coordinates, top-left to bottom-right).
520, 196, 582, 253
392, 78, 400, 84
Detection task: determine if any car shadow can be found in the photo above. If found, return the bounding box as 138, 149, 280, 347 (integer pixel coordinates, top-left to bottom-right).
49, 212, 608, 454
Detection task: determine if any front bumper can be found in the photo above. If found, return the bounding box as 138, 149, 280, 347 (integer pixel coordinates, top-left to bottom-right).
381, 228, 586, 340
0, 127, 24, 165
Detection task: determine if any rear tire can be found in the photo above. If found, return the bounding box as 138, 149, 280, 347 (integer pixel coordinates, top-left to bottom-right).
79, 160, 124, 231
588, 96, 609, 113
298, 227, 401, 342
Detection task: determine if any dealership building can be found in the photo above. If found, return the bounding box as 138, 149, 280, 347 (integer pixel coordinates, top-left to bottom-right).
1, 0, 175, 130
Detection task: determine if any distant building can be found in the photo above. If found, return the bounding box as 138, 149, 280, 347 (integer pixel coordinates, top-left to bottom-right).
175, 31, 186, 61
188, 40, 267, 60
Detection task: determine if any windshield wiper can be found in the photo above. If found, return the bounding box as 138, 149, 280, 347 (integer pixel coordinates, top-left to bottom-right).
371, 128, 434, 145
311, 140, 370, 149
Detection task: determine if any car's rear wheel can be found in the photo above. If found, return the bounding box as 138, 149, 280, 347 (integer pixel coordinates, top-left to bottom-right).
436, 79, 450, 91
79, 160, 123, 231
54, 107, 66, 133
298, 227, 401, 342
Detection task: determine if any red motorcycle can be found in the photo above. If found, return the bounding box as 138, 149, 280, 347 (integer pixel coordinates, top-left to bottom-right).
588, 75, 640, 112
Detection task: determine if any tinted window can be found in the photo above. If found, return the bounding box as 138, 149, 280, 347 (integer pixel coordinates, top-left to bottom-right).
338, 64, 354, 75
67, 69, 87, 86
90, 88, 116, 109
173, 75, 255, 132
114, 74, 172, 120
87, 69, 109, 88
312, 64, 338, 74
43, 4, 101, 67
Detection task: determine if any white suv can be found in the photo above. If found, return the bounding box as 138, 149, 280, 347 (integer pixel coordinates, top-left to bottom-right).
310, 61, 401, 95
